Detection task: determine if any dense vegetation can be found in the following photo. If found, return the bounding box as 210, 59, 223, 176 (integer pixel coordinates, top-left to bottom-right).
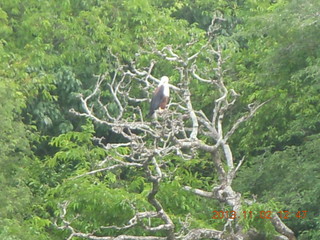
0, 0, 319, 239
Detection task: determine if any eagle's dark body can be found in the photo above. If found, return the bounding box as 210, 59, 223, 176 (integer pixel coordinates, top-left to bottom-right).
148, 76, 170, 117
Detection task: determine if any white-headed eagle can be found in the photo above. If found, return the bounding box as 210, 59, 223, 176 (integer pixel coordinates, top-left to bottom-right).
147, 76, 170, 117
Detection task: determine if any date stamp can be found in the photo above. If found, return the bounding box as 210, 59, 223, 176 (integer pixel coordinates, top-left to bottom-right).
212, 210, 308, 220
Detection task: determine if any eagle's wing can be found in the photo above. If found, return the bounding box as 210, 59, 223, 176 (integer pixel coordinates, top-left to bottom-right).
148, 85, 164, 117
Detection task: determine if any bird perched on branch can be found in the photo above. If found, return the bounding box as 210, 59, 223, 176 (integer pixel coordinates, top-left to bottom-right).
147, 76, 170, 118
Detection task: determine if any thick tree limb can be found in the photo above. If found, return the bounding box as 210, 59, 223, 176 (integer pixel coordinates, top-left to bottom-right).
183, 229, 223, 240
271, 214, 296, 240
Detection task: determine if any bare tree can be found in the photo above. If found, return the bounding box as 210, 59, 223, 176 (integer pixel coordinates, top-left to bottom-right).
57, 16, 296, 240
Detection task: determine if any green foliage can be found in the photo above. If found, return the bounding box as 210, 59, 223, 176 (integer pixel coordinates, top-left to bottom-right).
44, 121, 106, 183
1, 0, 212, 140
46, 178, 140, 237
1, 0, 320, 238
239, 201, 281, 238
159, 179, 221, 230
0, 80, 50, 239
230, 0, 320, 155
234, 134, 320, 238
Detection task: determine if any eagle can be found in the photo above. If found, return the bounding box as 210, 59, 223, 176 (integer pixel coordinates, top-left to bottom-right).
147, 76, 170, 118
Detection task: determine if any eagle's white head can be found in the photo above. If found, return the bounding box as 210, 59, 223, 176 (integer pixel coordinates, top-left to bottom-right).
160, 76, 169, 85
160, 76, 169, 97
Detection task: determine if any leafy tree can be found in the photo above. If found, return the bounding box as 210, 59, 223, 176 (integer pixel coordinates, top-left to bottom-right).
230, 0, 320, 155
234, 133, 320, 239
228, 1, 320, 238
0, 79, 50, 239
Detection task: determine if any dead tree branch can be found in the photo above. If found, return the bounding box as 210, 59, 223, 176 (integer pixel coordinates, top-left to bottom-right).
59, 14, 296, 240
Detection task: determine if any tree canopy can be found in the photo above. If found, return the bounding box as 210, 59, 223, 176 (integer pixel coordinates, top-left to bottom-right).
0, 0, 319, 239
